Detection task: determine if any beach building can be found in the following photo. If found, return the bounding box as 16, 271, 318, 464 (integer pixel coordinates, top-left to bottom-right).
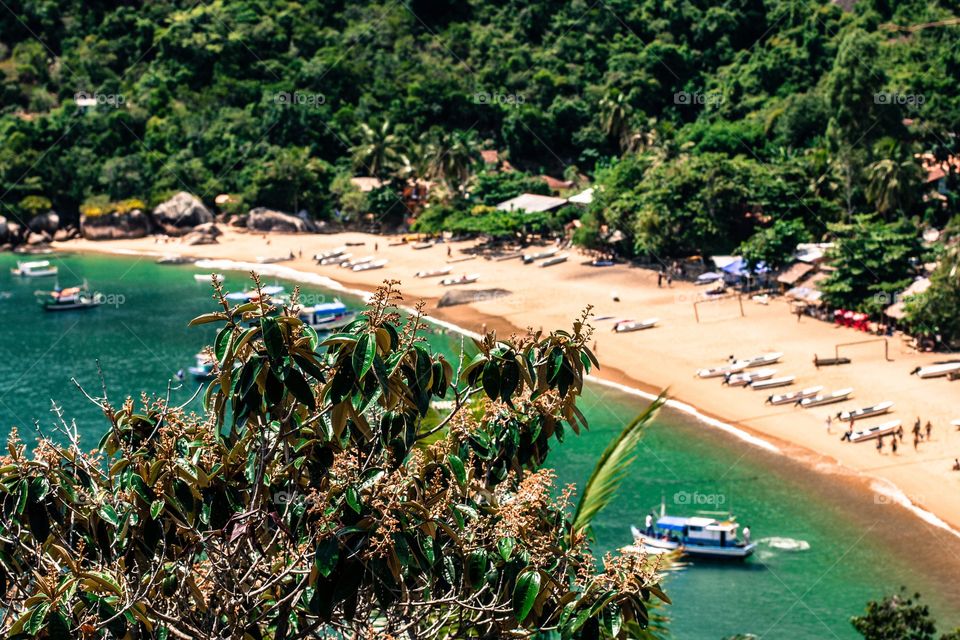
496, 193, 568, 214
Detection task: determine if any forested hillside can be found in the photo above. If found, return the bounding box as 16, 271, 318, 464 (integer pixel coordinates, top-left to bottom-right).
1, 0, 959, 241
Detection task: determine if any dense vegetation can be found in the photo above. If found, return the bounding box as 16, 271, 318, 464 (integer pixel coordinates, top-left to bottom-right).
0, 281, 670, 638
2, 0, 960, 329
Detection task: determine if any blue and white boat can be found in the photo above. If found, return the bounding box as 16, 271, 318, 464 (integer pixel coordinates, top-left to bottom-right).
628, 513, 756, 560
299, 300, 357, 332
225, 285, 285, 303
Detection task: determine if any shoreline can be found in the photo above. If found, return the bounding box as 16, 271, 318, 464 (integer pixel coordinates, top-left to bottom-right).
48, 230, 960, 537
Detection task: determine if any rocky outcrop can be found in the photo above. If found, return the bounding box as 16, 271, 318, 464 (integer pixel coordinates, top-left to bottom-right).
152, 192, 214, 235
26, 231, 50, 245
247, 207, 314, 233
28, 211, 60, 235
53, 226, 80, 242
80, 209, 152, 240
182, 222, 222, 245
0, 216, 9, 242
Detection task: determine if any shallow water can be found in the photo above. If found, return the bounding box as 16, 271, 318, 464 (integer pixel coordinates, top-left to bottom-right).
1, 253, 958, 638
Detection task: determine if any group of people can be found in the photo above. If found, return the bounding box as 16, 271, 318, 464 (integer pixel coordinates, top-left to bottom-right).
835, 416, 936, 456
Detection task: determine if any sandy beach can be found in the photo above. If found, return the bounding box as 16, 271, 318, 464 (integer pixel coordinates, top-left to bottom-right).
53, 229, 960, 533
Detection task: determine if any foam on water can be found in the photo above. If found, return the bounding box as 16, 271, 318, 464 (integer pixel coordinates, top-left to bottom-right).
761, 536, 812, 552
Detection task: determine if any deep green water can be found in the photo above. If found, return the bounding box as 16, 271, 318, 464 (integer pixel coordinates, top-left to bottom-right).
1, 253, 959, 639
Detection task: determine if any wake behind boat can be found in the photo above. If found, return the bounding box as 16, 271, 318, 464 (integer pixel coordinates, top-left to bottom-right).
626, 515, 756, 560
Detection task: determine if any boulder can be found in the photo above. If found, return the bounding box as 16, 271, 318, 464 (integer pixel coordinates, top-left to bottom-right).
26, 231, 50, 245
28, 211, 60, 234
246, 207, 314, 233
80, 209, 152, 240
0, 216, 8, 241
53, 226, 79, 242
182, 222, 222, 245
152, 192, 214, 235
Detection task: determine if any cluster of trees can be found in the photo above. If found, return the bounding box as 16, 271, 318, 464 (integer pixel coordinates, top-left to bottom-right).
851, 589, 960, 640
0, 281, 670, 638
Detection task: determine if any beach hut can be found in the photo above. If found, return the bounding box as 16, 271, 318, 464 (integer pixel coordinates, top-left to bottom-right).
495, 193, 568, 214
884, 277, 931, 321
776, 262, 815, 293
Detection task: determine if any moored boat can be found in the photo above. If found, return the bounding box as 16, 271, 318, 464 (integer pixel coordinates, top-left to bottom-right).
626, 515, 756, 560
849, 419, 902, 443
911, 362, 960, 378
799, 387, 853, 408
441, 274, 479, 286
411, 241, 433, 250
838, 400, 894, 422
749, 375, 795, 390
299, 300, 357, 332
194, 273, 223, 282
613, 318, 659, 333
522, 247, 558, 264
766, 385, 823, 405
12, 260, 58, 277
723, 368, 777, 387
35, 283, 102, 311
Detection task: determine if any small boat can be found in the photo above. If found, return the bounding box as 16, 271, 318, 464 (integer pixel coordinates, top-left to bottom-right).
314, 247, 345, 261
441, 274, 479, 286
588, 259, 614, 267
416, 267, 452, 278
495, 252, 523, 262
750, 375, 795, 390
299, 300, 357, 332
732, 352, 783, 369
352, 259, 387, 272
626, 515, 756, 560
723, 368, 777, 387
911, 362, 960, 379
799, 388, 853, 408
225, 285, 285, 303
12, 260, 58, 277
849, 419, 901, 443
766, 385, 823, 405
342, 256, 373, 269
613, 318, 659, 333
411, 242, 433, 250
188, 353, 215, 380
35, 284, 102, 311
697, 362, 747, 379
194, 273, 223, 282
320, 252, 352, 266
539, 254, 568, 268
522, 247, 559, 264
838, 401, 893, 422
256, 254, 294, 264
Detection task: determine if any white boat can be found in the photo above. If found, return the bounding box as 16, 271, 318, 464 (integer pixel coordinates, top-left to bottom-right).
320, 252, 352, 266
799, 388, 853, 408
441, 274, 479, 286
225, 285, 285, 303
911, 362, 960, 379
522, 247, 559, 264
35, 284, 102, 311
352, 259, 387, 272
697, 362, 747, 379
157, 255, 195, 265
732, 352, 783, 369
539, 254, 568, 268
411, 241, 433, 250
299, 300, 357, 332
194, 273, 222, 282
613, 318, 659, 333
342, 256, 374, 269
256, 254, 293, 264
416, 267, 452, 278
766, 385, 823, 405
750, 375, 795, 390
723, 368, 777, 387
187, 352, 215, 380
838, 401, 894, 422
626, 516, 756, 560
12, 260, 58, 277
849, 419, 902, 443
314, 247, 345, 261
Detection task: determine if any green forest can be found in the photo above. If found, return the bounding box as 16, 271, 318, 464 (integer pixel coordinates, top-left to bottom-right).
2, 0, 960, 334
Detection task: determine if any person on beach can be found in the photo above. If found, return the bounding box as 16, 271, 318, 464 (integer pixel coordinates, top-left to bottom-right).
374, 242, 378, 252
896, 425, 904, 442
825, 415, 833, 434
657, 270, 664, 287
447, 246, 452, 258
914, 432, 920, 450
841, 426, 853, 442
913, 417, 921, 439
667, 272, 673, 287
925, 420, 932, 441
953, 458, 960, 471
891, 438, 898, 455
876, 436, 884, 454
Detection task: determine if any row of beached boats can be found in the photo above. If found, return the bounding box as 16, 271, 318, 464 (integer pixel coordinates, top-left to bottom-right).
312, 248, 388, 272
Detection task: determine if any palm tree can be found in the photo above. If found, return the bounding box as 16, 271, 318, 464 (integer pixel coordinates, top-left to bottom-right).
599, 92, 634, 152
425, 129, 479, 194
350, 120, 404, 180
865, 139, 922, 218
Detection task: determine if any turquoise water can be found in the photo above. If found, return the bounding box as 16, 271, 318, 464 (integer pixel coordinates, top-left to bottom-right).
1, 253, 959, 638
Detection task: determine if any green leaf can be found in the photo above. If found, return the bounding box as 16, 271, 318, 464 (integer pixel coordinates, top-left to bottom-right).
345, 486, 362, 514
99, 504, 120, 527
446, 454, 466, 487
150, 500, 164, 520
352, 333, 376, 379
25, 601, 51, 635
481, 361, 500, 400
315, 537, 339, 578
214, 326, 232, 361
513, 569, 541, 622
261, 317, 285, 361
498, 536, 515, 562
283, 367, 316, 409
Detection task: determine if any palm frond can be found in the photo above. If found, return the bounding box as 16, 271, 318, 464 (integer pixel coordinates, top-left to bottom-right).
571, 392, 666, 534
